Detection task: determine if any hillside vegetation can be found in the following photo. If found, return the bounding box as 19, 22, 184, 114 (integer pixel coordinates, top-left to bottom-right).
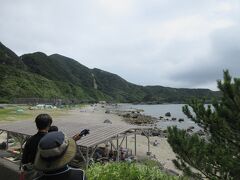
0, 42, 219, 103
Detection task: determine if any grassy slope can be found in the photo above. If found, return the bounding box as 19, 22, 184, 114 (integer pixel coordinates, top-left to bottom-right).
0, 65, 62, 100
0, 65, 99, 102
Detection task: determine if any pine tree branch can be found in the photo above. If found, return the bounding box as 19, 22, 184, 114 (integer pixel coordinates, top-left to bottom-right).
213, 129, 240, 149
181, 148, 222, 179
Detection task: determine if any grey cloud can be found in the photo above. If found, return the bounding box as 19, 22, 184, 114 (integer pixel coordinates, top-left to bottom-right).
0, 0, 240, 90
168, 25, 240, 89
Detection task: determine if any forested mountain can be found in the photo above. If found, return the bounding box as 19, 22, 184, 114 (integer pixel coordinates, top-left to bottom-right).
0, 42, 26, 69
91, 68, 146, 102
0, 42, 219, 103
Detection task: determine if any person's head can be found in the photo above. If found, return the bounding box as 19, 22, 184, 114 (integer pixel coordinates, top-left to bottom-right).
48, 125, 58, 132
34, 131, 76, 172
35, 114, 52, 131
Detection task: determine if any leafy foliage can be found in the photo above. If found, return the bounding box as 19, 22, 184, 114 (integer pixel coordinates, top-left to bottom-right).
86, 162, 182, 180
168, 71, 240, 179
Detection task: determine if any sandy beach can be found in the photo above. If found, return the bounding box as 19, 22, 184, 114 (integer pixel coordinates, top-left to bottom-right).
54, 104, 179, 173
0, 104, 180, 174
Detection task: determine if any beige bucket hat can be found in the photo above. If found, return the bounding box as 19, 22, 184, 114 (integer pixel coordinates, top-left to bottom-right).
34, 131, 76, 172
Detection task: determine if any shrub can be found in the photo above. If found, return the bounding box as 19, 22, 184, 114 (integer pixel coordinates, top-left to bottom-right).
86, 162, 182, 180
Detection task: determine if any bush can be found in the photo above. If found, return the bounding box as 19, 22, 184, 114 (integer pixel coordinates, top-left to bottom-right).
86, 162, 182, 180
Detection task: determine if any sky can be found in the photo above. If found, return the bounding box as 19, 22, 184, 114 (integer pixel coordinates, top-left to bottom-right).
1, 0, 240, 91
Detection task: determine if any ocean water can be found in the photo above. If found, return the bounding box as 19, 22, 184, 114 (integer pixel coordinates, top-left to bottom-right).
118, 104, 201, 130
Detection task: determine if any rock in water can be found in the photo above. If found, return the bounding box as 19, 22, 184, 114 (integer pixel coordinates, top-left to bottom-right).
178, 118, 184, 122
165, 112, 171, 117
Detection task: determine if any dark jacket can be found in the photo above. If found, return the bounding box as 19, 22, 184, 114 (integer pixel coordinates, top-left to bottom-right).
34, 167, 86, 180
22, 132, 47, 164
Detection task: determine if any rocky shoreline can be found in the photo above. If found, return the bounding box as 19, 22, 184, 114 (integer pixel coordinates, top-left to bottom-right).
106, 104, 206, 137
106, 107, 168, 137
108, 108, 159, 125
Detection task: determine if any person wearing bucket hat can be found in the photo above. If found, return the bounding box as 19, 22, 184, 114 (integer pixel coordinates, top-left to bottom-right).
34, 131, 86, 180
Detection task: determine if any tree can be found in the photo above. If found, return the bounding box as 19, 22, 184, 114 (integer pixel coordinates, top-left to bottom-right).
167, 70, 240, 180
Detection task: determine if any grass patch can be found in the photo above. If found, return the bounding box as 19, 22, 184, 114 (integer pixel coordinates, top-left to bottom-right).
0, 105, 70, 122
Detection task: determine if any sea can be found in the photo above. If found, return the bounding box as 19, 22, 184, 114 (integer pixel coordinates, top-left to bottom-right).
117, 104, 201, 131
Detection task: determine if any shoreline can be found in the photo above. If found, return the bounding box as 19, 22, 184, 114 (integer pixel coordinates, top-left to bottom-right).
0, 103, 180, 174
54, 104, 180, 174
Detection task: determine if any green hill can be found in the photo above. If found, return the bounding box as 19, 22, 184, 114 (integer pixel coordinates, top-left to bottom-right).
91, 68, 146, 102
21, 53, 94, 88
142, 86, 216, 103
0, 42, 219, 103
0, 42, 26, 69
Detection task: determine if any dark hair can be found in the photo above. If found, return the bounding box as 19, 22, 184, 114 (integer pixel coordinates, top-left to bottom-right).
48, 125, 58, 132
35, 114, 52, 130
